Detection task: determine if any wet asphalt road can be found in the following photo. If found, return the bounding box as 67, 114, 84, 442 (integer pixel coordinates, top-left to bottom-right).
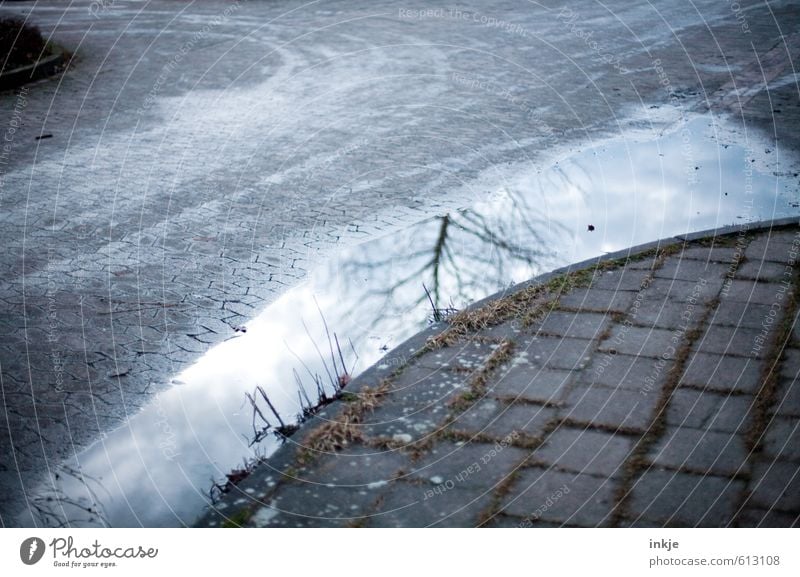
0, 0, 798, 524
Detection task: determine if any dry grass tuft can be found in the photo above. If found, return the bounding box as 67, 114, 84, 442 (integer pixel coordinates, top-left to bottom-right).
425, 284, 553, 349
296, 379, 391, 465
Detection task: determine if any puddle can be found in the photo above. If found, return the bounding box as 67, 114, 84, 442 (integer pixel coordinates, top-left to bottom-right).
21, 114, 799, 527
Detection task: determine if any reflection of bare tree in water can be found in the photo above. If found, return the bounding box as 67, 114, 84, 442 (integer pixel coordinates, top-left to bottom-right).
338, 187, 570, 325
28, 465, 111, 528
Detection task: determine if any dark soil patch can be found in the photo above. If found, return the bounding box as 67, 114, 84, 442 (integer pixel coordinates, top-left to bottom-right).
1, 17, 51, 73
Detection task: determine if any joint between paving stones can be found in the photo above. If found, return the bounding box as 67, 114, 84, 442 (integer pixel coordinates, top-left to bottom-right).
476, 460, 525, 527
609, 258, 733, 526
731, 261, 800, 524
558, 416, 645, 437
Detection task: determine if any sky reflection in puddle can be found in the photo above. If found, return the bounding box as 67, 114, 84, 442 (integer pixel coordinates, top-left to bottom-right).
27, 115, 798, 527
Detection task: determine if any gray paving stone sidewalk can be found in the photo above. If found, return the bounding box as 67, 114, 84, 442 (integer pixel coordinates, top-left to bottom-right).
198, 221, 800, 528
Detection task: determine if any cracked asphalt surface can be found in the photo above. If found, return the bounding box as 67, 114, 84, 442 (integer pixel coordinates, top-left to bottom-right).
1, 0, 799, 524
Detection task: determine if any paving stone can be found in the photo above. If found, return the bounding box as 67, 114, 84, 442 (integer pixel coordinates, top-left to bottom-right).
648, 427, 748, 476
385, 363, 470, 406
476, 319, 526, 341
367, 484, 492, 528
737, 507, 800, 528
644, 277, 722, 305
666, 389, 755, 433
531, 427, 635, 478
629, 298, 703, 330
196, 317, 236, 335
694, 325, 769, 358
772, 378, 800, 418
445, 399, 505, 434
599, 325, 679, 359
410, 441, 529, 492
761, 229, 800, 247
747, 460, 800, 512
535, 310, 611, 340
251, 483, 382, 527
588, 268, 651, 291
515, 335, 594, 370
491, 366, 573, 403
793, 309, 800, 344
721, 279, 793, 305
710, 299, 779, 329
736, 260, 793, 281
557, 288, 635, 313
579, 352, 673, 393
563, 385, 659, 432
680, 352, 762, 393
483, 403, 558, 439
627, 470, 745, 527
780, 349, 800, 381
294, 444, 411, 486
500, 468, 616, 526
362, 399, 447, 441
655, 257, 729, 282
761, 417, 800, 462
744, 236, 799, 263
415, 341, 495, 371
